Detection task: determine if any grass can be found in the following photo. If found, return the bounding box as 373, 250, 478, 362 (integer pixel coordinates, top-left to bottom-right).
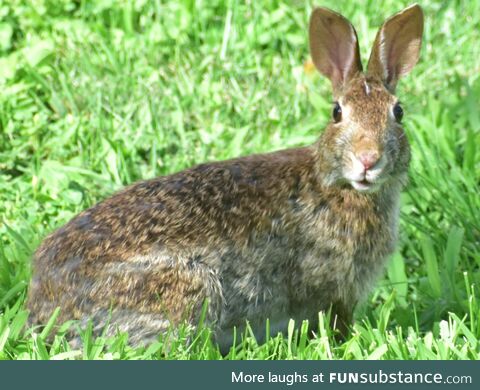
0, 0, 479, 360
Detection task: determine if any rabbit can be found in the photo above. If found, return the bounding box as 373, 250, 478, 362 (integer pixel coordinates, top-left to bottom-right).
26, 4, 423, 353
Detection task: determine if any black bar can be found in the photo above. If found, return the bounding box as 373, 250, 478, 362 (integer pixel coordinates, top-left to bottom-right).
3, 361, 478, 389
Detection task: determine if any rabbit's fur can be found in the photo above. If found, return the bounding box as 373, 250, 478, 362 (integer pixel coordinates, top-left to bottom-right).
27, 5, 423, 351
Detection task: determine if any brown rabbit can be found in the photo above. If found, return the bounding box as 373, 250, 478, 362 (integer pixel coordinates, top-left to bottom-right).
27, 5, 423, 352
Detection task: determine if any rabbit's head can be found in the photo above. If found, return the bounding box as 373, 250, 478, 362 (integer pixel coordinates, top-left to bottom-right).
310, 5, 423, 192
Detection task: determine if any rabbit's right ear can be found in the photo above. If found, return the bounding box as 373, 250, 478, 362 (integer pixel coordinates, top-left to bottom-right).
309, 8, 362, 94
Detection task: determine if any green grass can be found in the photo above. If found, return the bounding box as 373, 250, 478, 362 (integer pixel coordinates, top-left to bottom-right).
0, 0, 479, 360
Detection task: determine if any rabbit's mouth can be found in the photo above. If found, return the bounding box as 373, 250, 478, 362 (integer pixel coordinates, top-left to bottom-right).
350, 178, 379, 192
344, 152, 389, 192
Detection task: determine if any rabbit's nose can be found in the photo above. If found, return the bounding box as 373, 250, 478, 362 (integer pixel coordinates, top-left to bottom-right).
358, 151, 380, 170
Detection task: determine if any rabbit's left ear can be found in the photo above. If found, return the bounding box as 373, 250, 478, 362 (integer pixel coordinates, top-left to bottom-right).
367, 4, 424, 92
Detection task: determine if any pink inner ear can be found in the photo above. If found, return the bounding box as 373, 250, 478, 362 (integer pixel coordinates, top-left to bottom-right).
393, 37, 422, 81
309, 8, 362, 90
384, 35, 420, 86
325, 23, 358, 86
376, 7, 423, 88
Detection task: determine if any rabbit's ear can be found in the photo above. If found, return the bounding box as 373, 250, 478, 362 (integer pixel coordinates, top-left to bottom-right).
309, 8, 362, 93
367, 4, 423, 92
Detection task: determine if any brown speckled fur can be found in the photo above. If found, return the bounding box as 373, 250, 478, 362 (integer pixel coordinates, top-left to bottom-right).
27, 5, 423, 351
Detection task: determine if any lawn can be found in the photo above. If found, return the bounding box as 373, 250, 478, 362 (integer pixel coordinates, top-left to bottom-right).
0, 0, 479, 359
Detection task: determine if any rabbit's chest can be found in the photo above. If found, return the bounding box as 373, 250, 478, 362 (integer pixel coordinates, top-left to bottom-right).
216, 193, 399, 332
290, 196, 400, 303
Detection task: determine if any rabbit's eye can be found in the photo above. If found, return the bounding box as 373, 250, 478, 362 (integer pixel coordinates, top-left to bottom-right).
332, 102, 342, 123
393, 103, 403, 122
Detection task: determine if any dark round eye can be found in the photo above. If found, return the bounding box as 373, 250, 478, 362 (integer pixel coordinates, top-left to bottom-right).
332, 102, 342, 123
393, 103, 403, 122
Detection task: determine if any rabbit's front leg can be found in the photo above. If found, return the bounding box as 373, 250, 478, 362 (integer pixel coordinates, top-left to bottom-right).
330, 300, 355, 339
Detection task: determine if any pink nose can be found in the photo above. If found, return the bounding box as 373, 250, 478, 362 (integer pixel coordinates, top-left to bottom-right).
358, 151, 380, 170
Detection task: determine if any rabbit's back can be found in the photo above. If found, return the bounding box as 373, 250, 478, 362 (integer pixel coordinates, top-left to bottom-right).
27, 147, 318, 341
